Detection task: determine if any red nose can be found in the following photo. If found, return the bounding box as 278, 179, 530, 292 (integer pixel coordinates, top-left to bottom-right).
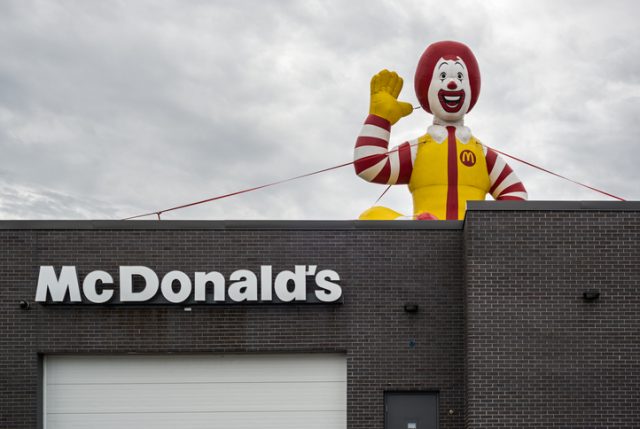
447, 80, 458, 90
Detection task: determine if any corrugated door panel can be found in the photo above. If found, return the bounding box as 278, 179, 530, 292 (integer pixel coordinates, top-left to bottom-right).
46, 354, 347, 383
47, 381, 345, 413
47, 411, 345, 429
44, 354, 346, 429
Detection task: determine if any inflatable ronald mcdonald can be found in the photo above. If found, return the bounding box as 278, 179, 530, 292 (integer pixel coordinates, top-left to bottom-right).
354, 41, 527, 220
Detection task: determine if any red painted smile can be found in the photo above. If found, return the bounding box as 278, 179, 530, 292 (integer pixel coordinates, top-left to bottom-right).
438, 89, 465, 113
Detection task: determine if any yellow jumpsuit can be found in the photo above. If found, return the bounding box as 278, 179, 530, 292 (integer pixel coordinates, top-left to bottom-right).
360, 130, 491, 221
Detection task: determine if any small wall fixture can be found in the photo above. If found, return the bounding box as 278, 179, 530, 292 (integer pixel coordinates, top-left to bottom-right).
582, 290, 600, 301
403, 303, 419, 313
19, 300, 30, 310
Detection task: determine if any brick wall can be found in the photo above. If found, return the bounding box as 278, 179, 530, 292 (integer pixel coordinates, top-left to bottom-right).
0, 221, 465, 429
3, 203, 638, 429
464, 203, 640, 428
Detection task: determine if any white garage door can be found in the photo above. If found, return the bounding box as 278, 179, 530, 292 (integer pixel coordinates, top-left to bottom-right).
43, 353, 346, 429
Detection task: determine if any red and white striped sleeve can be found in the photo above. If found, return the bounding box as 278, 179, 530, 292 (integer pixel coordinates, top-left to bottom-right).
484, 146, 528, 200
353, 114, 416, 185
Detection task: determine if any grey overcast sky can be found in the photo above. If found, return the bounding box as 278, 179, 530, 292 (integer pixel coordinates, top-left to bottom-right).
0, 0, 638, 220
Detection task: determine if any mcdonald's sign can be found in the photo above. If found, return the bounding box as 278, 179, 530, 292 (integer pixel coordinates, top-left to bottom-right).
460, 150, 476, 167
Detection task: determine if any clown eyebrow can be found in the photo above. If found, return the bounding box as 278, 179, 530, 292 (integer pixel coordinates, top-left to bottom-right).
455, 61, 465, 69
438, 62, 449, 69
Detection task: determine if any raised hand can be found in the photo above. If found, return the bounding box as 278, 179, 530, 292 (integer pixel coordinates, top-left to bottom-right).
369, 69, 413, 125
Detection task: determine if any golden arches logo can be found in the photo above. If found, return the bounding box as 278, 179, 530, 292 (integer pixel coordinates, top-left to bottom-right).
460, 150, 476, 167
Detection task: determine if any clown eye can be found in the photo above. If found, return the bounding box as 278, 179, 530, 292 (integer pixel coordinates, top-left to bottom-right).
439, 71, 446, 80
457, 72, 463, 80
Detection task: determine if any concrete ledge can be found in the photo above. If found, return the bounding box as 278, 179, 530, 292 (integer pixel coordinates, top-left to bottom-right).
1, 201, 637, 230
0, 219, 464, 231
467, 200, 640, 211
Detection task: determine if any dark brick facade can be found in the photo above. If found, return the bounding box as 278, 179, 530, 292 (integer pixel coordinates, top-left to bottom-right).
1, 202, 639, 429
464, 202, 640, 429
0, 221, 465, 429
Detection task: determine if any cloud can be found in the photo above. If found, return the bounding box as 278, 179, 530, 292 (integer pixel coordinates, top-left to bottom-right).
0, 0, 638, 220
0, 177, 114, 219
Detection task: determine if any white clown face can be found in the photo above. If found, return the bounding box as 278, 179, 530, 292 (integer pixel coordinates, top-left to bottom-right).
427, 57, 472, 122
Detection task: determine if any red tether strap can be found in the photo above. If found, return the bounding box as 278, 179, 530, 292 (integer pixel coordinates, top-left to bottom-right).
123, 142, 625, 220
488, 147, 625, 201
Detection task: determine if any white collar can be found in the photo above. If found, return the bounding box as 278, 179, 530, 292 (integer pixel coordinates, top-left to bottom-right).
427, 124, 472, 144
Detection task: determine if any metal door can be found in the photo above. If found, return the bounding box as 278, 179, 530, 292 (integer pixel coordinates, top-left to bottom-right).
384, 392, 438, 429
44, 354, 347, 429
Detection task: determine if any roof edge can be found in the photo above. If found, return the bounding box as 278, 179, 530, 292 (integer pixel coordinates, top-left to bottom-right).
2, 201, 637, 230
467, 200, 640, 211
0, 219, 464, 231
